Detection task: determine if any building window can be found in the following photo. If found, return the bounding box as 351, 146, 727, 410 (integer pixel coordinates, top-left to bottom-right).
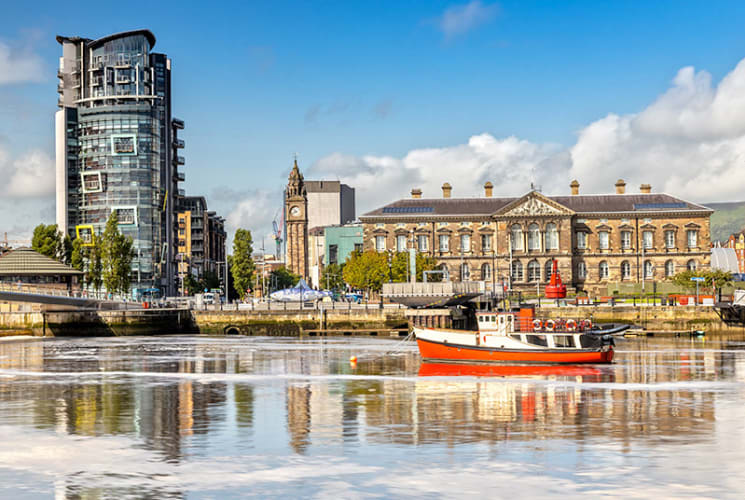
329, 245, 338, 264
665, 230, 676, 249
643, 231, 653, 249
644, 260, 653, 278
396, 235, 407, 252
544, 260, 553, 282
481, 234, 491, 252
527, 260, 540, 282
687, 230, 698, 248
528, 223, 541, 251
665, 259, 675, 277
438, 264, 450, 280
417, 235, 429, 252
621, 231, 632, 250
438, 234, 449, 252
545, 223, 558, 250
511, 224, 523, 251
460, 234, 471, 252
687, 259, 697, 271
511, 260, 523, 281
621, 260, 631, 279
461, 263, 470, 281
354, 243, 362, 253
599, 261, 609, 279
482, 263, 492, 280
598, 231, 609, 250
375, 236, 386, 251
576, 232, 587, 249
577, 261, 587, 279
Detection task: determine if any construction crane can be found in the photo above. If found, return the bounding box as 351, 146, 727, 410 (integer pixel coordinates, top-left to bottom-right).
271, 209, 283, 260
2, 232, 31, 249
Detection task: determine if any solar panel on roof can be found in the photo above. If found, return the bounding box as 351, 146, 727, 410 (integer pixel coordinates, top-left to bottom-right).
382, 207, 434, 214
633, 203, 687, 210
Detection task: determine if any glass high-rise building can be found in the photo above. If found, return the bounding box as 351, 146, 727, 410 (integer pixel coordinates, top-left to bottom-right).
55, 30, 184, 296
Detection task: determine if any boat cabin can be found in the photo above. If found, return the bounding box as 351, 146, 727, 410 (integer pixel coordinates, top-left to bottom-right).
475, 311, 585, 349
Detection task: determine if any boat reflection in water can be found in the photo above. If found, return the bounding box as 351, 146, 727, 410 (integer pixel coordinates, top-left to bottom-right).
418, 361, 605, 379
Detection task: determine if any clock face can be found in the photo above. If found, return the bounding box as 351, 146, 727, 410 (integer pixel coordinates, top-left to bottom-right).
290, 206, 300, 217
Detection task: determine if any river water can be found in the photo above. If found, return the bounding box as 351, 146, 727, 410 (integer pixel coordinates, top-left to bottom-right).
1, 334, 745, 499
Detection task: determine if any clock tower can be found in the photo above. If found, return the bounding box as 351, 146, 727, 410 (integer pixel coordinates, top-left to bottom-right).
285, 158, 308, 279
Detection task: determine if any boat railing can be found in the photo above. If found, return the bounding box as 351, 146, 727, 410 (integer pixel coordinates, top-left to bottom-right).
522, 318, 595, 334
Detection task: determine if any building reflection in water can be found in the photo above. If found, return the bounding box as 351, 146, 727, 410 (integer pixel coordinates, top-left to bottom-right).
0, 335, 743, 498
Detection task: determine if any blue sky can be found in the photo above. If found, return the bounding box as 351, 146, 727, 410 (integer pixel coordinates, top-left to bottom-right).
3, 0, 745, 243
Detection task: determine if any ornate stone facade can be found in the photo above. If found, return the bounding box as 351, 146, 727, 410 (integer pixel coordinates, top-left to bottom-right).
360, 182, 713, 294
285, 160, 308, 279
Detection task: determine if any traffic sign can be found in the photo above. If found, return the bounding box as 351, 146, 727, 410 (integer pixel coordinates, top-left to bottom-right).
690, 277, 705, 282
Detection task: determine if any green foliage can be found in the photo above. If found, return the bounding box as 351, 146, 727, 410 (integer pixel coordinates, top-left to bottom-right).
269, 266, 300, 291
202, 270, 221, 291
183, 274, 202, 295
342, 250, 389, 293
87, 234, 103, 291
320, 263, 345, 290
390, 252, 439, 282
101, 213, 135, 295
31, 224, 61, 259
671, 269, 733, 290
59, 235, 73, 266
231, 229, 255, 299
227, 255, 239, 301
70, 238, 85, 272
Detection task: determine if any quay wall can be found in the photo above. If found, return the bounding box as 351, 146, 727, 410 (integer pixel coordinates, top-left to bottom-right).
536, 305, 745, 332
191, 309, 408, 335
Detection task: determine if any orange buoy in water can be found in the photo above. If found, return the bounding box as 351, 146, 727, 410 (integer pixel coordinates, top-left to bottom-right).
349, 356, 357, 363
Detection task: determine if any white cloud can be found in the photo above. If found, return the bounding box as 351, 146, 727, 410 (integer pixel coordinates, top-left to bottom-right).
437, 1, 500, 40
226, 188, 283, 252
0, 41, 44, 85
570, 60, 745, 201
309, 134, 568, 216
0, 147, 55, 199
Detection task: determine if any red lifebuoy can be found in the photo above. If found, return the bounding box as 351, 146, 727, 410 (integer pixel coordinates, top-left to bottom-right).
566, 319, 577, 331
533, 319, 542, 332
545, 319, 555, 331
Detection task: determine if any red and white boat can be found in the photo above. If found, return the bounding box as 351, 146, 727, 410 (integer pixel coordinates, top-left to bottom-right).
415, 309, 626, 365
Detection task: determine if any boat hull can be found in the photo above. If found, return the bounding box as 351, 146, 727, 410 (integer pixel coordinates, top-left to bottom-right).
416, 337, 614, 364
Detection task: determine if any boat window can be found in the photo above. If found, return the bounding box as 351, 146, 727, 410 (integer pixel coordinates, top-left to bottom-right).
478, 316, 484, 323
510, 334, 522, 341
526, 335, 548, 347
554, 335, 574, 348
490, 316, 496, 322
499, 316, 505, 325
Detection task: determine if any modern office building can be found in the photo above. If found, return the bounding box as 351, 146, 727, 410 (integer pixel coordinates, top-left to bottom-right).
55, 30, 186, 296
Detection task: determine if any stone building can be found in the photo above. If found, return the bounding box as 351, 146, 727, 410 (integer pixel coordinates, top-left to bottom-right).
360, 180, 713, 294
724, 233, 745, 274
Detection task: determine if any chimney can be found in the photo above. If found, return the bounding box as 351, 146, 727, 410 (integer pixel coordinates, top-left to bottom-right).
411, 188, 422, 199
484, 181, 493, 198
570, 180, 580, 196
640, 184, 651, 194
615, 179, 626, 194
442, 182, 452, 199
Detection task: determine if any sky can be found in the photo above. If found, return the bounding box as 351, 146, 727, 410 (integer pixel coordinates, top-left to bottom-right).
3, 0, 745, 247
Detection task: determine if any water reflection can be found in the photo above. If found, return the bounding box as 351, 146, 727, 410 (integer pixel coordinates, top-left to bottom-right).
0, 334, 743, 498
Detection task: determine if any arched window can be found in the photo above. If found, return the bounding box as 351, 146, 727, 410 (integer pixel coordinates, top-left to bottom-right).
461, 263, 470, 281
545, 223, 558, 250
528, 260, 540, 282
621, 260, 631, 280
511, 260, 523, 281
481, 263, 492, 280
577, 261, 587, 280
544, 260, 554, 282
644, 260, 654, 278
665, 260, 675, 277
687, 259, 697, 271
599, 261, 609, 279
528, 223, 541, 251
511, 224, 523, 251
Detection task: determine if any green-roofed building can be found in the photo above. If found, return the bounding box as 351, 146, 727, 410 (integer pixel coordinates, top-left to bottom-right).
0, 248, 83, 292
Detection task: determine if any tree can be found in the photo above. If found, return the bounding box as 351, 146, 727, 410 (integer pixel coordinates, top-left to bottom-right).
59, 235, 73, 266
86, 234, 103, 292
269, 266, 300, 292
183, 274, 202, 295
70, 238, 85, 272
342, 250, 389, 293
320, 262, 345, 290
231, 228, 255, 300
101, 213, 135, 295
671, 269, 733, 290
201, 270, 221, 291
390, 252, 439, 282
31, 224, 61, 259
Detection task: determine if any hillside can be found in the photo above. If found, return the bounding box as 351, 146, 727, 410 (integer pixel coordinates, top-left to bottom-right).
706, 201, 745, 243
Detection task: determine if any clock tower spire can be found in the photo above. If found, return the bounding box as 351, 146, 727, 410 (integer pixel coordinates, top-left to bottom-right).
285, 157, 308, 279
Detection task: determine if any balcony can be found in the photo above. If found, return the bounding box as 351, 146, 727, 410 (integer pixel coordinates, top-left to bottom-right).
177, 189, 186, 198
173, 156, 185, 166
175, 171, 185, 182
173, 138, 185, 149
172, 118, 185, 129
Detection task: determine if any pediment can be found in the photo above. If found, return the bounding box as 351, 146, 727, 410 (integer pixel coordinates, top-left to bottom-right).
685, 222, 702, 229
495, 191, 574, 218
